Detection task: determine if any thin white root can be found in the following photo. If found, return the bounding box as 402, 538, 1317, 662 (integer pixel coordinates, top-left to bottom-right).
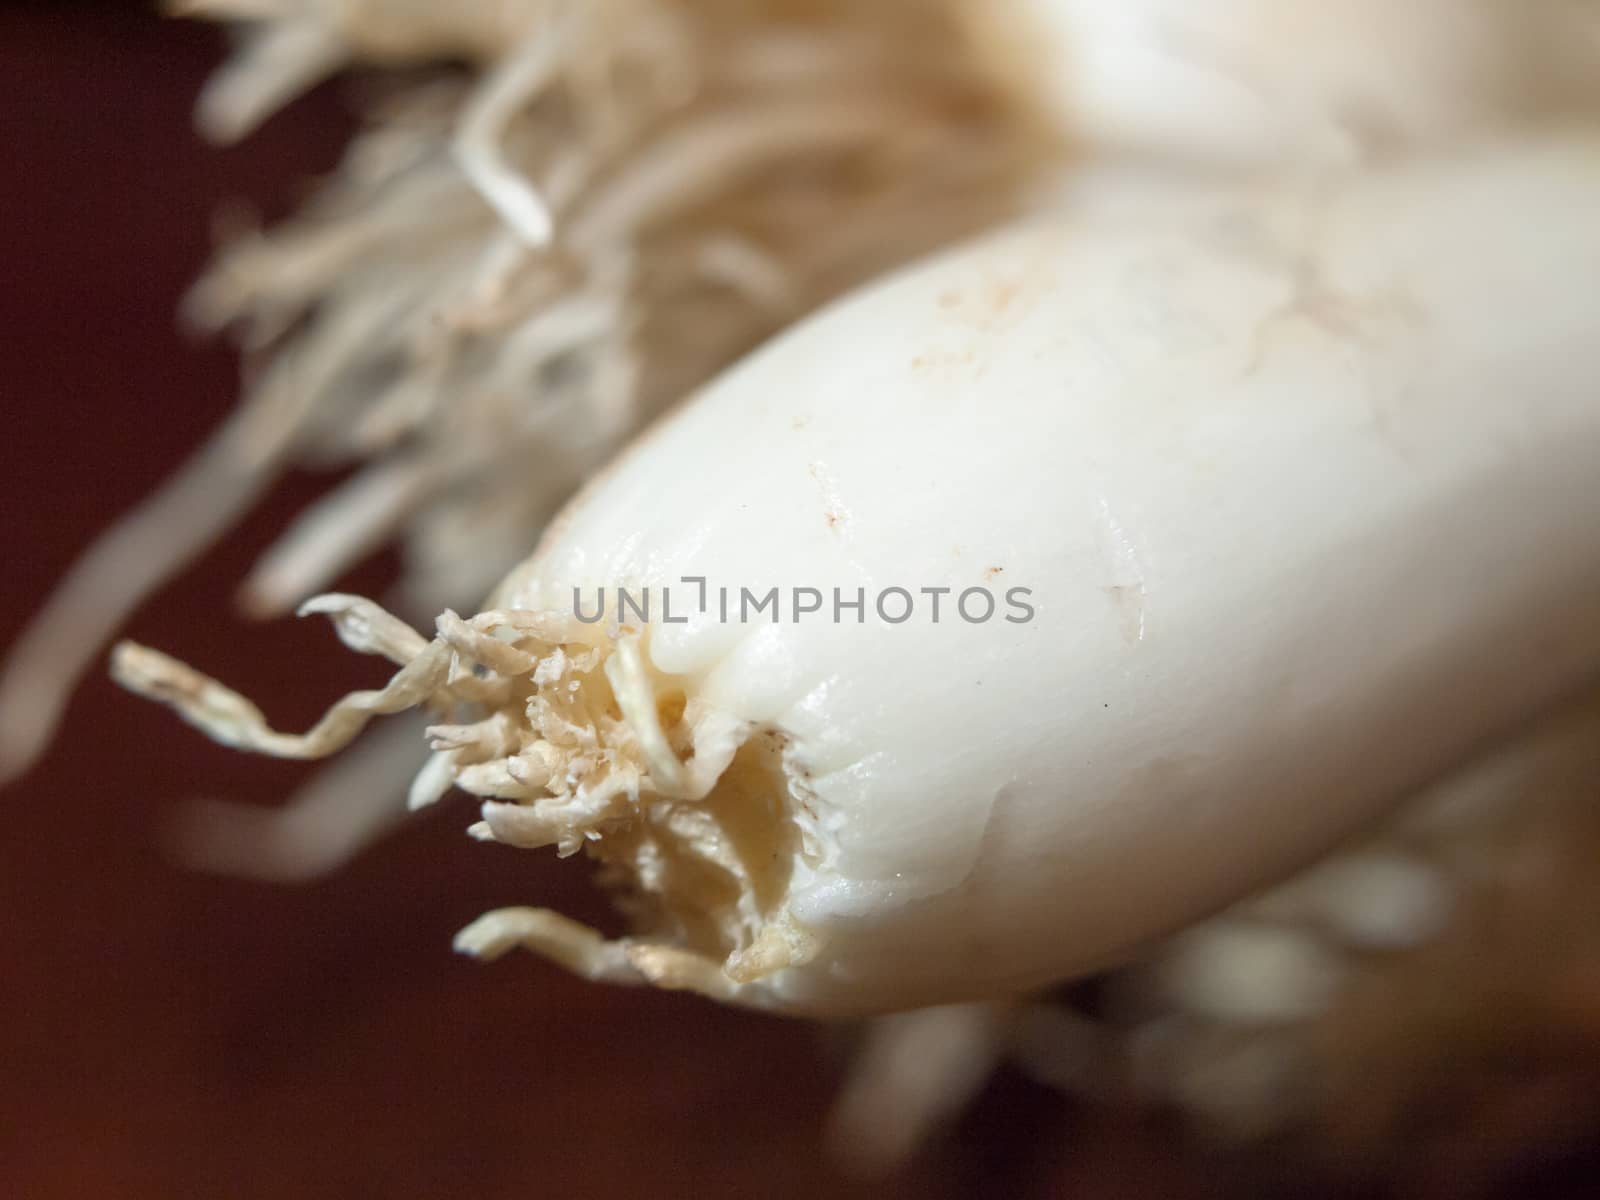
826, 1005, 1008, 1176
693, 236, 795, 312
196, 19, 346, 143
406, 748, 458, 811
1006, 1003, 1114, 1095
296, 593, 431, 663
567, 96, 899, 253
455, 903, 751, 1004
0, 412, 280, 785
621, 943, 743, 1003
603, 634, 690, 798
452, 27, 566, 246
170, 711, 430, 881
453, 906, 646, 985
239, 458, 436, 618
1155, 922, 1346, 1025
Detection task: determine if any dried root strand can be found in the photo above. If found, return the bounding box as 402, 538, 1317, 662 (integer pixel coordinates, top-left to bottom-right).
110, 595, 597, 775
109, 635, 445, 760
107, 592, 666, 875
452, 905, 748, 1003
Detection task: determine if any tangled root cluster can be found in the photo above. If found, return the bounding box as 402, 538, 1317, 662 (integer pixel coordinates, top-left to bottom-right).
0, 0, 1061, 784
113, 591, 819, 1001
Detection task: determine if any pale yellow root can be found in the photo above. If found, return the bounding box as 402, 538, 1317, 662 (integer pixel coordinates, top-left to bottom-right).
453, 907, 646, 984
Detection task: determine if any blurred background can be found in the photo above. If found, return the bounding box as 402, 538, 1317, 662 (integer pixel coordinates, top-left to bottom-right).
0, 5, 1595, 1198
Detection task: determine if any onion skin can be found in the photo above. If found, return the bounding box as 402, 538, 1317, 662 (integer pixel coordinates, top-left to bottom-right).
481, 134, 1600, 1015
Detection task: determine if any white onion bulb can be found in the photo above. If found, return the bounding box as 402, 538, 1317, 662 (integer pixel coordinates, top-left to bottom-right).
115, 133, 1600, 1016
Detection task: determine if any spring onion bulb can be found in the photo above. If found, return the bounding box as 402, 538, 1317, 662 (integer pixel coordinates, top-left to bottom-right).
115, 133, 1600, 1016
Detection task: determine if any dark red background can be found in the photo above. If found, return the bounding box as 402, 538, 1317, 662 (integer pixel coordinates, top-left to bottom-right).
0, 7, 1588, 1198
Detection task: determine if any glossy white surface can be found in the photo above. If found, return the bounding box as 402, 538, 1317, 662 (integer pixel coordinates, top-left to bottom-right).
497, 137, 1600, 1012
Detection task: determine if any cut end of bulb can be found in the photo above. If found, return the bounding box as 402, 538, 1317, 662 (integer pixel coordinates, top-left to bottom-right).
112, 593, 829, 1006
